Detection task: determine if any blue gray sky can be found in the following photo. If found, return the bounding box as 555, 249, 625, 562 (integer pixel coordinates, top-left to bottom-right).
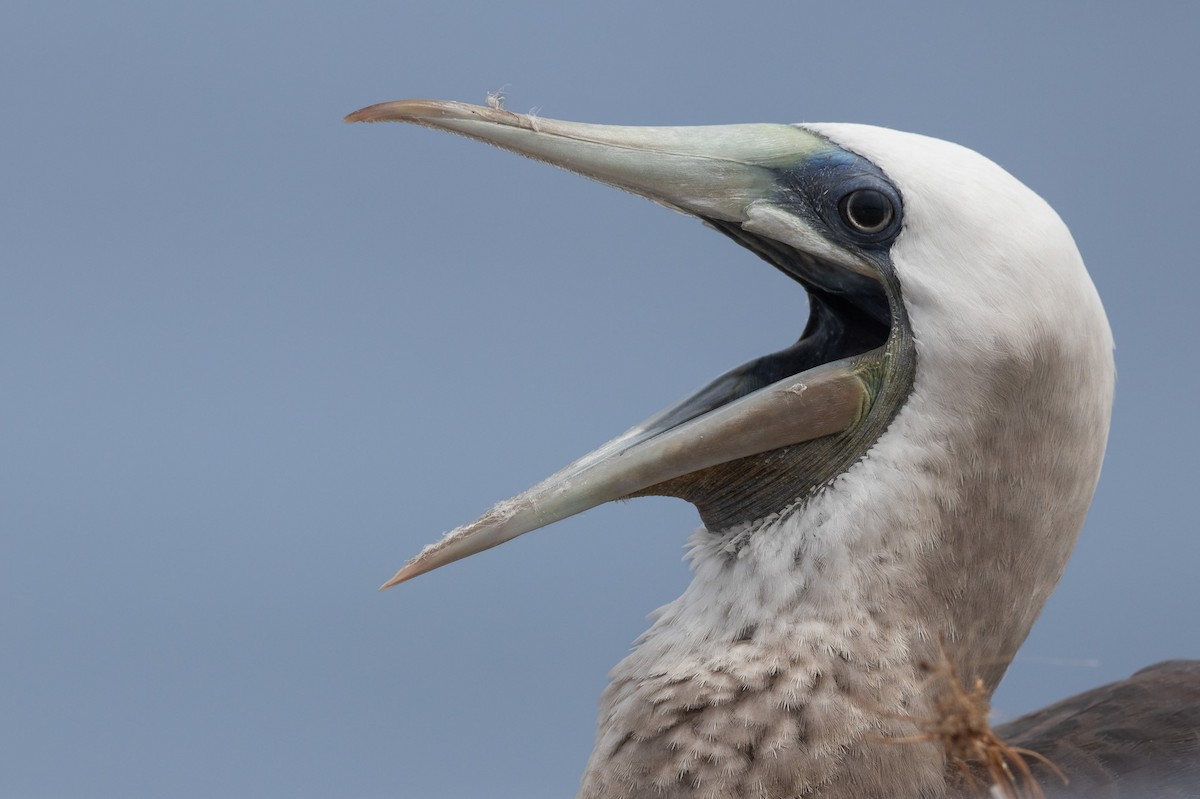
3, 3, 1198, 797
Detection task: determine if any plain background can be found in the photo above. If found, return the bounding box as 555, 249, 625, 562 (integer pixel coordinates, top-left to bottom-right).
3, 3, 1197, 797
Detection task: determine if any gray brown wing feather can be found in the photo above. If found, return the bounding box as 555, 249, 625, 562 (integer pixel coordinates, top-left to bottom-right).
994, 660, 1200, 798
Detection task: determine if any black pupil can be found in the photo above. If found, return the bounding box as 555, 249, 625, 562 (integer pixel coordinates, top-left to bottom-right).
841, 189, 892, 233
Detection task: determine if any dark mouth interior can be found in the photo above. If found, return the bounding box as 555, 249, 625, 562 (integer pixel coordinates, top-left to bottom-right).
639, 222, 892, 435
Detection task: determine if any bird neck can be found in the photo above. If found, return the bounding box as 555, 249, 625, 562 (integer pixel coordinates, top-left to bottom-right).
579, 312, 1113, 798
578, 506, 951, 799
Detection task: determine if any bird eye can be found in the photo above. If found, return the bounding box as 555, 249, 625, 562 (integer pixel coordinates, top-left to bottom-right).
838, 189, 894, 235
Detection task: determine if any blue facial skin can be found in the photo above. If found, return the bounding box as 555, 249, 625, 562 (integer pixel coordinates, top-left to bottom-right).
635, 139, 905, 444
778, 144, 904, 245
707, 138, 903, 356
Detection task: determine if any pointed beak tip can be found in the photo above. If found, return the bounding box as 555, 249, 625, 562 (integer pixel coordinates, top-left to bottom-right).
379, 558, 432, 591
344, 99, 490, 126
344, 100, 431, 124
378, 573, 407, 591
344, 104, 389, 124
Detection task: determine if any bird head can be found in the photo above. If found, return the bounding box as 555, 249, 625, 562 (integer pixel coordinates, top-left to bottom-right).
344, 100, 1113, 599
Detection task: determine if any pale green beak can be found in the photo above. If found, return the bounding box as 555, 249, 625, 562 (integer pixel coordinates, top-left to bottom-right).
345, 100, 879, 588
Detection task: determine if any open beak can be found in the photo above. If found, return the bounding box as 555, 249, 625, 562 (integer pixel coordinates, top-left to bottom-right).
345, 100, 881, 588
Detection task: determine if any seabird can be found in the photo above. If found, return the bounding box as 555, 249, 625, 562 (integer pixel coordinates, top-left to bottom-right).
345, 100, 1200, 798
